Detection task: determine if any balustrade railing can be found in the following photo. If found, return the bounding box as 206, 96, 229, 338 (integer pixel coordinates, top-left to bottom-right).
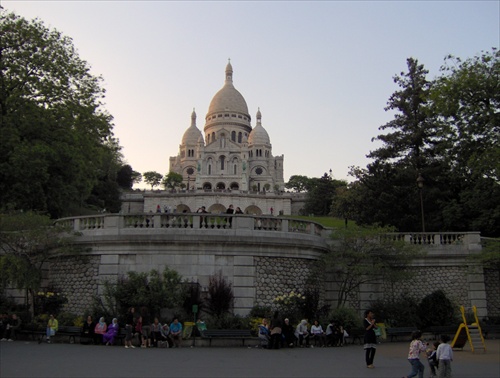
57, 215, 480, 249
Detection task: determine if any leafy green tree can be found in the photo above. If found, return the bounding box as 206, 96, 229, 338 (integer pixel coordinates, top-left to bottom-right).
0, 212, 79, 317
318, 226, 424, 308
304, 173, 347, 216
431, 49, 500, 236
161, 172, 183, 190
143, 171, 163, 190
285, 175, 311, 192
417, 290, 457, 328
0, 12, 117, 218
117, 164, 142, 189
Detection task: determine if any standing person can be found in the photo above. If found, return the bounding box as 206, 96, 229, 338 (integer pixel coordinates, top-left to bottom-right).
124, 307, 135, 349
135, 316, 146, 348
436, 334, 453, 378
169, 317, 183, 348
140, 307, 151, 348
269, 312, 282, 350
363, 310, 378, 368
226, 204, 234, 227
45, 314, 58, 343
404, 330, 428, 378
427, 341, 440, 378
235, 207, 243, 214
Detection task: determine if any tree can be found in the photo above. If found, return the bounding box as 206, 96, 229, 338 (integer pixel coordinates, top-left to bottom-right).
318, 226, 424, 308
161, 172, 183, 190
0, 212, 79, 318
143, 171, 163, 190
0, 12, 117, 218
117, 164, 142, 190
304, 173, 347, 216
285, 175, 311, 192
206, 271, 234, 319
431, 49, 500, 236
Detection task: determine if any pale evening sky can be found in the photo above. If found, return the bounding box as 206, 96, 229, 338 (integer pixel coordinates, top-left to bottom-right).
4, 1, 499, 188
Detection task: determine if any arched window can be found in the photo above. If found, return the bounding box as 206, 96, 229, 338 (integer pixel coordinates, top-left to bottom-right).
233, 164, 237, 175
212, 132, 215, 141
220, 134, 226, 148
238, 132, 242, 143
231, 131, 236, 141
220, 156, 225, 171
207, 134, 211, 144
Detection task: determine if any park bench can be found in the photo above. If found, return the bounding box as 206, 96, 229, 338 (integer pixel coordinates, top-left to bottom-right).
344, 328, 364, 345
483, 324, 500, 339
200, 329, 254, 347
386, 327, 416, 342
55, 326, 82, 344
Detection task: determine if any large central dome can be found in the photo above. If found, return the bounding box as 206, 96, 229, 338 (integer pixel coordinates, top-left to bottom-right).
205, 61, 251, 127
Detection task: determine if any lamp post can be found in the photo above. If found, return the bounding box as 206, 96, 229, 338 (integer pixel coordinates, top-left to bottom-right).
416, 174, 425, 232
187, 175, 190, 191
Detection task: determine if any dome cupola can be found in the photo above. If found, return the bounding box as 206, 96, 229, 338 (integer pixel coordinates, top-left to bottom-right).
248, 108, 270, 146
182, 109, 204, 145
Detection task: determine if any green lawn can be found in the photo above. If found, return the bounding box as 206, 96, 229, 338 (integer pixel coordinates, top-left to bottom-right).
283, 215, 347, 228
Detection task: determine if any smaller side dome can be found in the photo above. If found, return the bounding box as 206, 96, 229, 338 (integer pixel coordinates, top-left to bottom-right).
182, 109, 204, 145
248, 108, 270, 145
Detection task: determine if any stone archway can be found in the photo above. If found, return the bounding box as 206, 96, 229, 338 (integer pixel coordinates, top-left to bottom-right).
208, 204, 225, 214
216, 182, 226, 190
176, 204, 191, 213
203, 182, 212, 190
245, 205, 262, 215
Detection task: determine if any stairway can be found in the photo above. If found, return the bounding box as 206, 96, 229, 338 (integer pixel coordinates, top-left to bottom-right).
467, 325, 486, 353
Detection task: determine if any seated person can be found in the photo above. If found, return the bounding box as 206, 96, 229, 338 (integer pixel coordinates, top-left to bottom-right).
169, 318, 183, 348
258, 318, 270, 348
281, 318, 295, 347
102, 318, 119, 345
81, 315, 96, 344
3, 314, 22, 341
45, 314, 58, 343
326, 320, 340, 346
160, 323, 172, 348
294, 319, 310, 347
150, 317, 167, 347
310, 320, 327, 347
94, 317, 107, 345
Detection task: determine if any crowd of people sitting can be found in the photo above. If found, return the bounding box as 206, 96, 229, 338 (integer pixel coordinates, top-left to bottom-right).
79, 307, 184, 348
258, 312, 346, 349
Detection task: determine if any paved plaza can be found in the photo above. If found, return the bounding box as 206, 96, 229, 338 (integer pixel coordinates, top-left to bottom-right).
1, 339, 499, 378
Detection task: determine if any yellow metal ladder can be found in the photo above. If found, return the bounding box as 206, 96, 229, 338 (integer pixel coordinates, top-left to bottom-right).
451, 305, 486, 353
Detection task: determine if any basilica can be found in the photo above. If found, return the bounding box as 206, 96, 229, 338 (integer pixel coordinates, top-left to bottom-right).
123, 61, 299, 215
169, 61, 285, 193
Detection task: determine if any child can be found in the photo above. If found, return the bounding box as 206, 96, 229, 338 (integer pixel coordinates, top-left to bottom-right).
436, 334, 453, 378
427, 341, 440, 378
405, 330, 428, 378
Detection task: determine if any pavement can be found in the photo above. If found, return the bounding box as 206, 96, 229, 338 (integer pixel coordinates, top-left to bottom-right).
1, 338, 499, 378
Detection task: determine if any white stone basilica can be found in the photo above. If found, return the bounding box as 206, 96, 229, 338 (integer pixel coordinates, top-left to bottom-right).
123, 61, 297, 215
169, 61, 284, 193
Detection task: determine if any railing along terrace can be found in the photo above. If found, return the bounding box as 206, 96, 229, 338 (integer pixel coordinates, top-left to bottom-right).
384, 232, 478, 246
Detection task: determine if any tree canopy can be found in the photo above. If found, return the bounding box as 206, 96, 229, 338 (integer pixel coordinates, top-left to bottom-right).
341, 49, 500, 236
0, 11, 132, 217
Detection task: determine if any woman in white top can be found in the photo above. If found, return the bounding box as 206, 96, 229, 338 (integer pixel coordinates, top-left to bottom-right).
310, 320, 326, 347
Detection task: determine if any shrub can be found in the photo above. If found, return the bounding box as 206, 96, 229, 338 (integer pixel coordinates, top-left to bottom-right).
417, 290, 457, 329
273, 291, 306, 324
206, 271, 234, 319
371, 294, 420, 327
57, 312, 78, 326
248, 305, 272, 319
328, 307, 360, 332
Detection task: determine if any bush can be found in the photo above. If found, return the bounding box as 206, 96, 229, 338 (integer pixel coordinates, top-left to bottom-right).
328, 307, 360, 332
417, 290, 457, 329
371, 294, 420, 327
57, 312, 78, 326
206, 271, 234, 319
248, 305, 272, 319
205, 313, 245, 329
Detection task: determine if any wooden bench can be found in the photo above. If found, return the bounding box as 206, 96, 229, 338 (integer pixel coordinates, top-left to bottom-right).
55, 326, 82, 344
345, 328, 364, 345
483, 324, 500, 339
200, 329, 254, 347
386, 327, 416, 342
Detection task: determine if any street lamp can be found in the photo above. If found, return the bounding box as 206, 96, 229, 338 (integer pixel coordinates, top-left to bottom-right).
187, 175, 190, 191
416, 174, 425, 232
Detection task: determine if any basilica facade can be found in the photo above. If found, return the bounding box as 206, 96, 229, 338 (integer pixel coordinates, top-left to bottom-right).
169, 61, 285, 194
